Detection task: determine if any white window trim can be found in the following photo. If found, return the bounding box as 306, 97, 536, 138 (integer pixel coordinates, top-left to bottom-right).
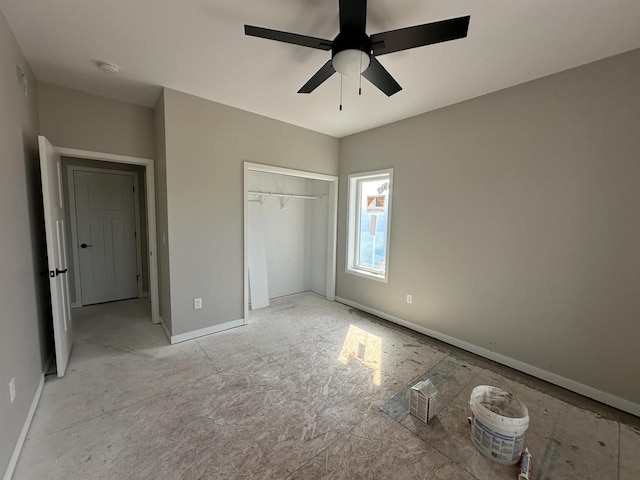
346, 168, 393, 283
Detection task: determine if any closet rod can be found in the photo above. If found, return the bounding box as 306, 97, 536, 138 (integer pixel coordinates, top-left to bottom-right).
248, 191, 323, 200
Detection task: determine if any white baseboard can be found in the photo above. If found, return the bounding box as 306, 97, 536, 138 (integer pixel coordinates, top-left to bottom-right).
309, 288, 328, 297
335, 296, 640, 417
3, 374, 45, 480
71, 301, 81, 309
170, 318, 244, 344
269, 289, 301, 299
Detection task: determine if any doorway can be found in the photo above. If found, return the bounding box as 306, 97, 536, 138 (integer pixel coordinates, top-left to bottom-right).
67, 164, 145, 306
39, 139, 160, 377
243, 162, 338, 321
55, 146, 160, 323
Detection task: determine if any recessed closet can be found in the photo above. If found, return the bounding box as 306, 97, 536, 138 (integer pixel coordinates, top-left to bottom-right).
245, 165, 337, 312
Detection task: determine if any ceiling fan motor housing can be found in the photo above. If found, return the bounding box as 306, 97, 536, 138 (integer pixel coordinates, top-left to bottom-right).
332, 29, 372, 75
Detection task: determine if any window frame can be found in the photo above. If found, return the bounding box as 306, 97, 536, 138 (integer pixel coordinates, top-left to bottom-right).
346, 168, 393, 283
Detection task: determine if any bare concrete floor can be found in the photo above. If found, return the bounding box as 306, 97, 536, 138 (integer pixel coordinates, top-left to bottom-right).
13, 293, 640, 479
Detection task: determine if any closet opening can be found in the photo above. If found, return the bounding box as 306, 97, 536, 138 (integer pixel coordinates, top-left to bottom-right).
243, 163, 338, 322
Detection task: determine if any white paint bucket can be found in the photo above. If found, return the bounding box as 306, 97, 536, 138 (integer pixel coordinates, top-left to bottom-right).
469, 385, 529, 465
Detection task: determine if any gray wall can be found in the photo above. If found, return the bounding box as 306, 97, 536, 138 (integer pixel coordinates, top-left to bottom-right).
0, 11, 52, 475
162, 88, 339, 335
61, 157, 149, 303
37, 82, 155, 159
36, 81, 160, 314
154, 92, 172, 329
337, 48, 640, 406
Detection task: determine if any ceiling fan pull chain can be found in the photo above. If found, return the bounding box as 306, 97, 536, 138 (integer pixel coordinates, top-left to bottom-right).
339, 74, 343, 111
359, 52, 363, 95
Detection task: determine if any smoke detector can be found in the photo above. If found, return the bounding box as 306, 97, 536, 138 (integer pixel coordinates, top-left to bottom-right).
97, 62, 119, 75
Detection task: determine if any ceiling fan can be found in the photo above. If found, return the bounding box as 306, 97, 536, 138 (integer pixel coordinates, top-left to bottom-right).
245, 0, 470, 97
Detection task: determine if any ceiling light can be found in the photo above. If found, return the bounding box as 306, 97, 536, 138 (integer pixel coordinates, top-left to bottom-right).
332, 49, 370, 75
97, 62, 119, 75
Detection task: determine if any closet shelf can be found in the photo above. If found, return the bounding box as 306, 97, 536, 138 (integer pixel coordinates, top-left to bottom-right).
248, 191, 324, 200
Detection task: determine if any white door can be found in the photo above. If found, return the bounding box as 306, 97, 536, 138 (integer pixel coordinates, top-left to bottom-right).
39, 136, 73, 377
74, 170, 138, 305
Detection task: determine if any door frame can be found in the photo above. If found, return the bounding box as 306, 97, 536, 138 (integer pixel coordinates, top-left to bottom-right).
67, 166, 145, 306
56, 146, 160, 324
243, 162, 339, 323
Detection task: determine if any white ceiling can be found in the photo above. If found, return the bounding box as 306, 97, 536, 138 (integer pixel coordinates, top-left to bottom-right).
2, 0, 640, 138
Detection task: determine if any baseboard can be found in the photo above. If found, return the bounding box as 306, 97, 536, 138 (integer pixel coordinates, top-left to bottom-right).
309, 288, 327, 297
3, 374, 45, 480
269, 288, 309, 299
335, 296, 640, 417
141, 292, 149, 298
170, 318, 244, 344
70, 301, 81, 309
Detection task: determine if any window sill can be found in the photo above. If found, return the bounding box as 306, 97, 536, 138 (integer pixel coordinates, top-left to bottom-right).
345, 267, 388, 283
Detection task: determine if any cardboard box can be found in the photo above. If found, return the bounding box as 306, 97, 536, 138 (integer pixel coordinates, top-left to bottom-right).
410, 379, 438, 423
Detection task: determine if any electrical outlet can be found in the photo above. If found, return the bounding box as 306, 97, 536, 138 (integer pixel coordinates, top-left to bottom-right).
194, 298, 202, 310
406, 294, 413, 304
9, 378, 16, 403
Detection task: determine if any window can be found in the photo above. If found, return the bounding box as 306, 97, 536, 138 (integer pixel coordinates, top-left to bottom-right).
346, 169, 393, 282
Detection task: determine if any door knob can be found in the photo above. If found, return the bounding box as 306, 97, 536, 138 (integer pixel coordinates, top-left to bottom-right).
80, 243, 93, 248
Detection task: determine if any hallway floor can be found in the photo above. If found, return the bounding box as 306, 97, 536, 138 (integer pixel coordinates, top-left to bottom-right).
13, 293, 640, 479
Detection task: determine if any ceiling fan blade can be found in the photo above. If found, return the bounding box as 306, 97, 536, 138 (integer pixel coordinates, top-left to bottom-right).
362, 57, 402, 96
298, 60, 336, 94
245, 25, 333, 51
339, 0, 367, 32
370, 15, 470, 56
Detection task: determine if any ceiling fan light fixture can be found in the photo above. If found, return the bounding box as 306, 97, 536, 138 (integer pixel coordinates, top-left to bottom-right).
333, 49, 370, 75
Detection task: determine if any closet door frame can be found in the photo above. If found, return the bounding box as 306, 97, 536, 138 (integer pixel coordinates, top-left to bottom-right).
243, 162, 338, 323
